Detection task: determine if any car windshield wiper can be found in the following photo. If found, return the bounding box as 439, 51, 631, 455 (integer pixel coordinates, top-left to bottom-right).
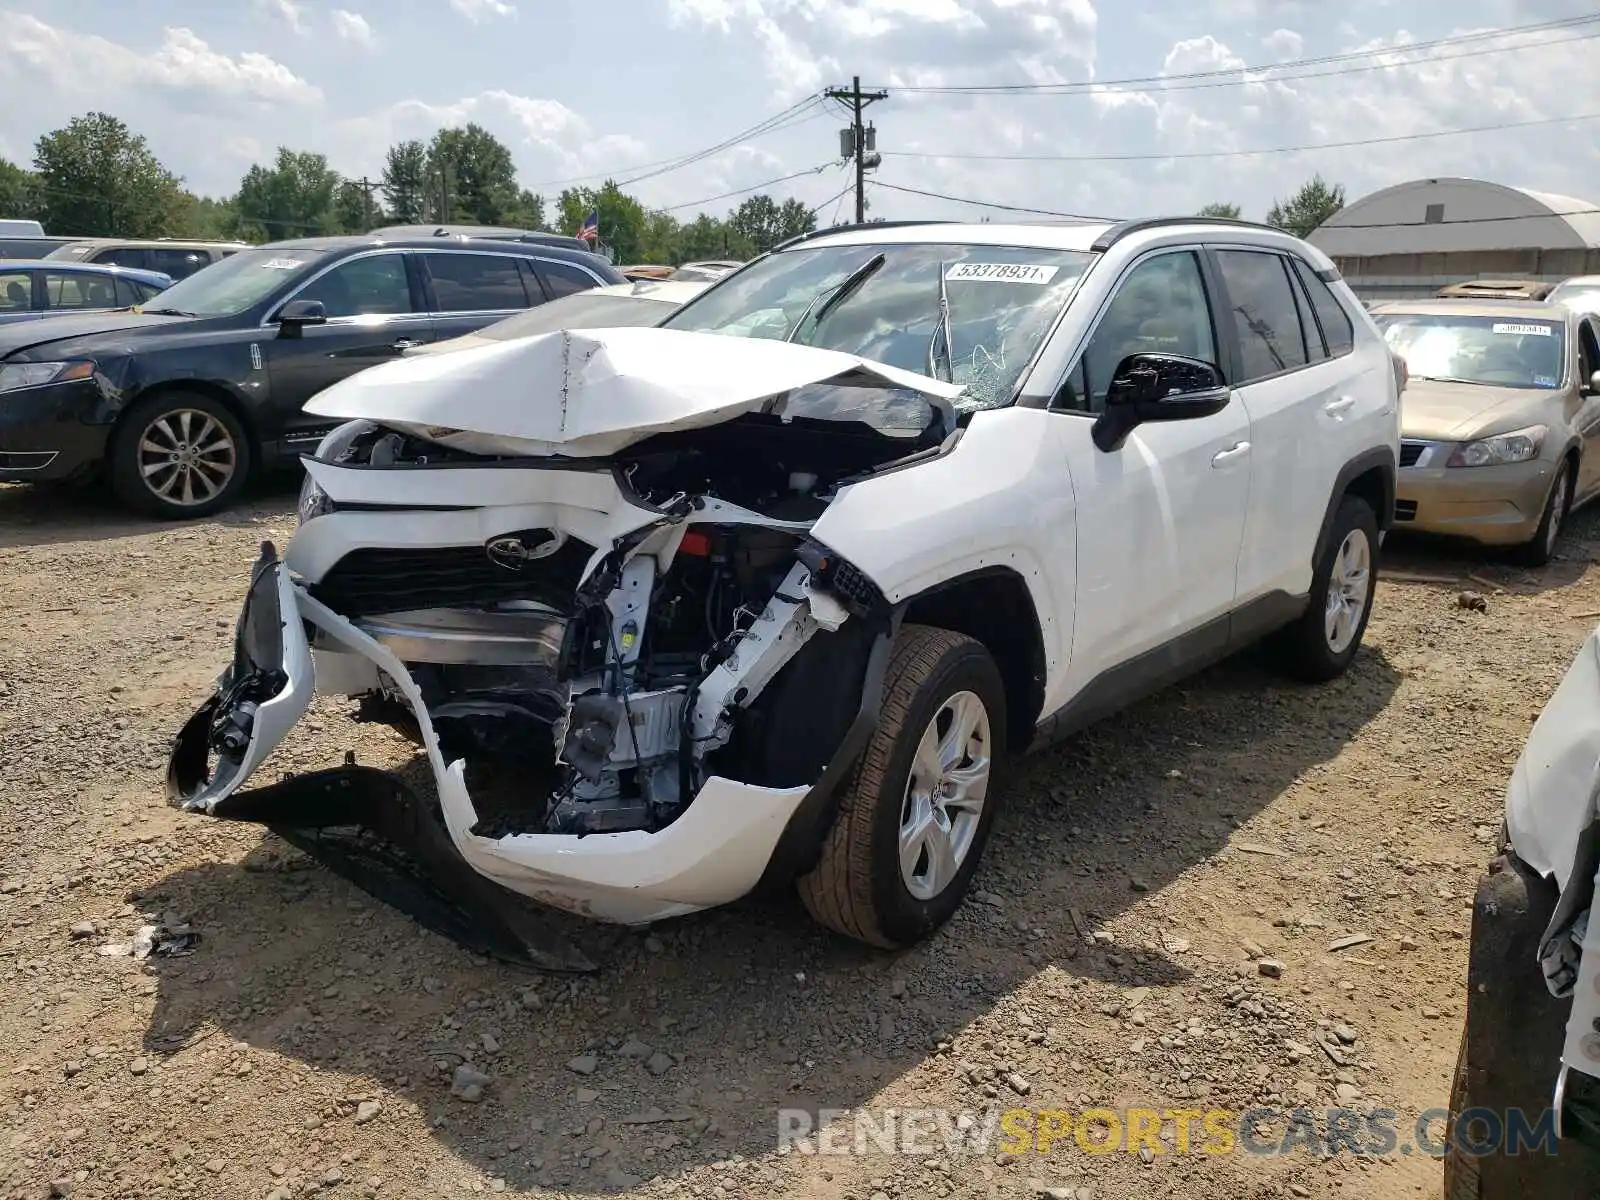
925, 260, 955, 383
140, 307, 200, 317
786, 252, 886, 344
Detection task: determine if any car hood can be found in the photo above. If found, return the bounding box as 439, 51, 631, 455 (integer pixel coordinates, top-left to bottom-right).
304, 325, 966, 458
1399, 379, 1553, 441
0, 309, 194, 360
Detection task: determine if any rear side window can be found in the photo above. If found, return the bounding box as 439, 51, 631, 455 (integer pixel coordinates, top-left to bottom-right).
1215, 250, 1308, 382
44, 271, 117, 309
148, 249, 210, 279
93, 246, 149, 271
536, 259, 601, 300
425, 253, 531, 312
1288, 268, 1327, 363
1290, 258, 1355, 356
0, 270, 31, 311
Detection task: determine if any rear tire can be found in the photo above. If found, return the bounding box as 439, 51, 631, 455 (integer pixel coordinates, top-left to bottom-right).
1274, 494, 1378, 682
797, 625, 1007, 949
109, 391, 250, 519
1511, 459, 1570, 568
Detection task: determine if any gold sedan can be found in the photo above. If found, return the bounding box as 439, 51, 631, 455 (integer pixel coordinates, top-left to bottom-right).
1371, 298, 1600, 565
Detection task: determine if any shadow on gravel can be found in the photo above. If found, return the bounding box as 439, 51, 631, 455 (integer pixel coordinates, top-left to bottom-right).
0, 473, 299, 551
1380, 501, 1600, 598
135, 643, 1400, 1194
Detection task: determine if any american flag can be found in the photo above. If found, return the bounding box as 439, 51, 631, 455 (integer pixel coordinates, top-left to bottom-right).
576, 209, 599, 243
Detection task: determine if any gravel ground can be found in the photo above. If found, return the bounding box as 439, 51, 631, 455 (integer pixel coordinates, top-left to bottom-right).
4, 478, 1598, 1200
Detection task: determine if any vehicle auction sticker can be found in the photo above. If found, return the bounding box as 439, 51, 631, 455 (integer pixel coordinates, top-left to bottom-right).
946, 262, 1059, 284
1491, 322, 1553, 336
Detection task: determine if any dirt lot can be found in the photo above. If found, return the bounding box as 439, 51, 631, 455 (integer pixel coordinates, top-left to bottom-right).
2, 479, 1596, 1200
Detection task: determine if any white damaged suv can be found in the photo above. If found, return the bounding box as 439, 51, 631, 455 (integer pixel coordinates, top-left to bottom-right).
167, 218, 1401, 966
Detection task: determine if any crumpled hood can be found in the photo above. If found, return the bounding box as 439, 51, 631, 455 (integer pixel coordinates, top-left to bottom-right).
303, 325, 965, 458
1400, 379, 1550, 441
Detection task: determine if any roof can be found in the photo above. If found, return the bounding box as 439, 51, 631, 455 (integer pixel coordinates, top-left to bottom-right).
0, 259, 172, 285
252, 235, 620, 272
1369, 297, 1571, 320
1310, 178, 1600, 256
50, 237, 250, 250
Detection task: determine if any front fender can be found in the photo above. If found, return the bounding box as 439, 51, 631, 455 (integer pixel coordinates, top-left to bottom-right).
810, 407, 1073, 685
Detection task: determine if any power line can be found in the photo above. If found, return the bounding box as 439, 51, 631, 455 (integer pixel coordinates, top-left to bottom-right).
870, 12, 1600, 94
654, 163, 841, 213
612, 96, 827, 189
869, 179, 1118, 221
881, 110, 1600, 164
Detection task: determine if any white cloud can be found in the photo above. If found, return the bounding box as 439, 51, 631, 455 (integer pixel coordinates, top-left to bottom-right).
332, 10, 374, 45
1262, 28, 1303, 59
260, 0, 308, 34
449, 0, 517, 21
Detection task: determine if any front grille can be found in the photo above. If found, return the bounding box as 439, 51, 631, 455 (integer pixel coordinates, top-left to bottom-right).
1394, 499, 1418, 521
310, 539, 594, 617
1399, 441, 1428, 468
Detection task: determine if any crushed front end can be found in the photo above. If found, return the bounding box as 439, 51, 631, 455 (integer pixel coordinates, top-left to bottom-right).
166, 330, 959, 960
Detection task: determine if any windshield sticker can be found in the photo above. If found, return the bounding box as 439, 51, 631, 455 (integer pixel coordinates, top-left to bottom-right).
260, 258, 305, 270
1492, 322, 1553, 336
1535, 374, 1558, 387
945, 262, 1059, 285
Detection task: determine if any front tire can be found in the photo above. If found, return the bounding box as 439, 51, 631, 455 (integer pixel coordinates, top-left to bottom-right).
1511, 459, 1570, 568
109, 392, 251, 519
797, 625, 1007, 949
1275, 494, 1378, 683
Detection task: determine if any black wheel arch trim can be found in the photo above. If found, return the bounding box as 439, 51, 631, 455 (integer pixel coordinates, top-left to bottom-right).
1314, 445, 1396, 566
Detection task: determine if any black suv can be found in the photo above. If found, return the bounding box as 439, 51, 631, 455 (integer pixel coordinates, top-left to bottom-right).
0, 235, 624, 517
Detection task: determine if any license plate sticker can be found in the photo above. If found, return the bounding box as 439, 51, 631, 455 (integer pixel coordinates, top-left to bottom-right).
1492, 322, 1553, 336
945, 262, 1059, 284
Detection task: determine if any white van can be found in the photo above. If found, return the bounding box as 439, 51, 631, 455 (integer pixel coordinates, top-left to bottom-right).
0, 219, 45, 238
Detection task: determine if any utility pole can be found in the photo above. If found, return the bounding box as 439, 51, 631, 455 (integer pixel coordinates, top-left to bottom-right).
825, 76, 887, 223
358, 177, 376, 229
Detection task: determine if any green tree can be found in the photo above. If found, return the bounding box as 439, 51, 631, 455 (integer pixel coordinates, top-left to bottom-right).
33, 112, 184, 237
332, 179, 378, 233
428, 123, 520, 225
676, 212, 730, 261
728, 194, 784, 254
172, 193, 239, 241
500, 188, 546, 231
0, 159, 40, 219
775, 197, 816, 243
381, 140, 431, 223
556, 181, 648, 262
233, 148, 339, 240
1265, 175, 1345, 238
637, 212, 682, 263
1198, 201, 1242, 219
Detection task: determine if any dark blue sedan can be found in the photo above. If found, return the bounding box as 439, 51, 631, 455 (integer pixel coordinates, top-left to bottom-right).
0, 261, 173, 325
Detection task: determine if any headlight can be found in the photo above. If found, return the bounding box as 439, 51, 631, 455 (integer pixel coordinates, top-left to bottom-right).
297, 473, 332, 525
1447, 424, 1547, 468
0, 361, 95, 393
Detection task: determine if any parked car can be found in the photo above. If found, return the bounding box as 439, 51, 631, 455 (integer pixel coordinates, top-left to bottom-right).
1550, 275, 1600, 316
0, 260, 172, 325
405, 278, 708, 357
1446, 626, 1600, 1196
44, 239, 250, 280
164, 217, 1399, 967
369, 224, 591, 254
0, 235, 624, 516
1371, 298, 1600, 565
1437, 278, 1557, 301
0, 235, 78, 260
671, 259, 742, 282
0, 218, 45, 237
619, 264, 675, 281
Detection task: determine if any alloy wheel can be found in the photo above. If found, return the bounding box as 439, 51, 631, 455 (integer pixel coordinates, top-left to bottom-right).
1324, 528, 1372, 655
137, 408, 239, 508
899, 690, 992, 901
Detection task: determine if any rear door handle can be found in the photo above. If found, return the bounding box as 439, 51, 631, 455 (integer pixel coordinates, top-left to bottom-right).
1211, 441, 1251, 467
1324, 396, 1356, 416
393, 337, 421, 351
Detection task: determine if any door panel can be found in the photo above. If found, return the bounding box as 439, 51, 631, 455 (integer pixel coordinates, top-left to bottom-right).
263, 251, 435, 452
1054, 247, 1251, 694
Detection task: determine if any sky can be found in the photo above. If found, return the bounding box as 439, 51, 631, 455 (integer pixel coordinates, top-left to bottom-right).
3, 0, 1599, 232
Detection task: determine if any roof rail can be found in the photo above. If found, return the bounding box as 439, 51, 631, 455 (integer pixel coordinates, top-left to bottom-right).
1088, 215, 1284, 253
771, 219, 958, 254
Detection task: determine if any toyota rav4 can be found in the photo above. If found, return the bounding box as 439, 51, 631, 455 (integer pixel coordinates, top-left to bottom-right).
166, 217, 1401, 967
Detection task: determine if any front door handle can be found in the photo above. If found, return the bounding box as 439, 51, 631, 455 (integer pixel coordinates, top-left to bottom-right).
1324, 396, 1356, 416
1211, 441, 1251, 467
393, 337, 421, 351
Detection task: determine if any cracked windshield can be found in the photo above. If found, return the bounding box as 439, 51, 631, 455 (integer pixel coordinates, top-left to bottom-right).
662, 242, 1093, 410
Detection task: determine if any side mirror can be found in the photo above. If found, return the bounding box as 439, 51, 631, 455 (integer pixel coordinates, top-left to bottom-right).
275, 299, 327, 339
1091, 352, 1231, 452
1590, 369, 1600, 396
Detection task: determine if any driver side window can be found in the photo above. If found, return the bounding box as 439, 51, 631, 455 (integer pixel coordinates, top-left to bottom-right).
294, 253, 413, 319
1061, 250, 1218, 414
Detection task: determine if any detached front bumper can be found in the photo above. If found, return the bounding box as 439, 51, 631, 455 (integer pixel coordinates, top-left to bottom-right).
1394, 451, 1557, 545
168, 543, 812, 930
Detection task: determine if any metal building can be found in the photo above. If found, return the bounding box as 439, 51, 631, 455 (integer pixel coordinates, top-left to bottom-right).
1307, 177, 1600, 302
